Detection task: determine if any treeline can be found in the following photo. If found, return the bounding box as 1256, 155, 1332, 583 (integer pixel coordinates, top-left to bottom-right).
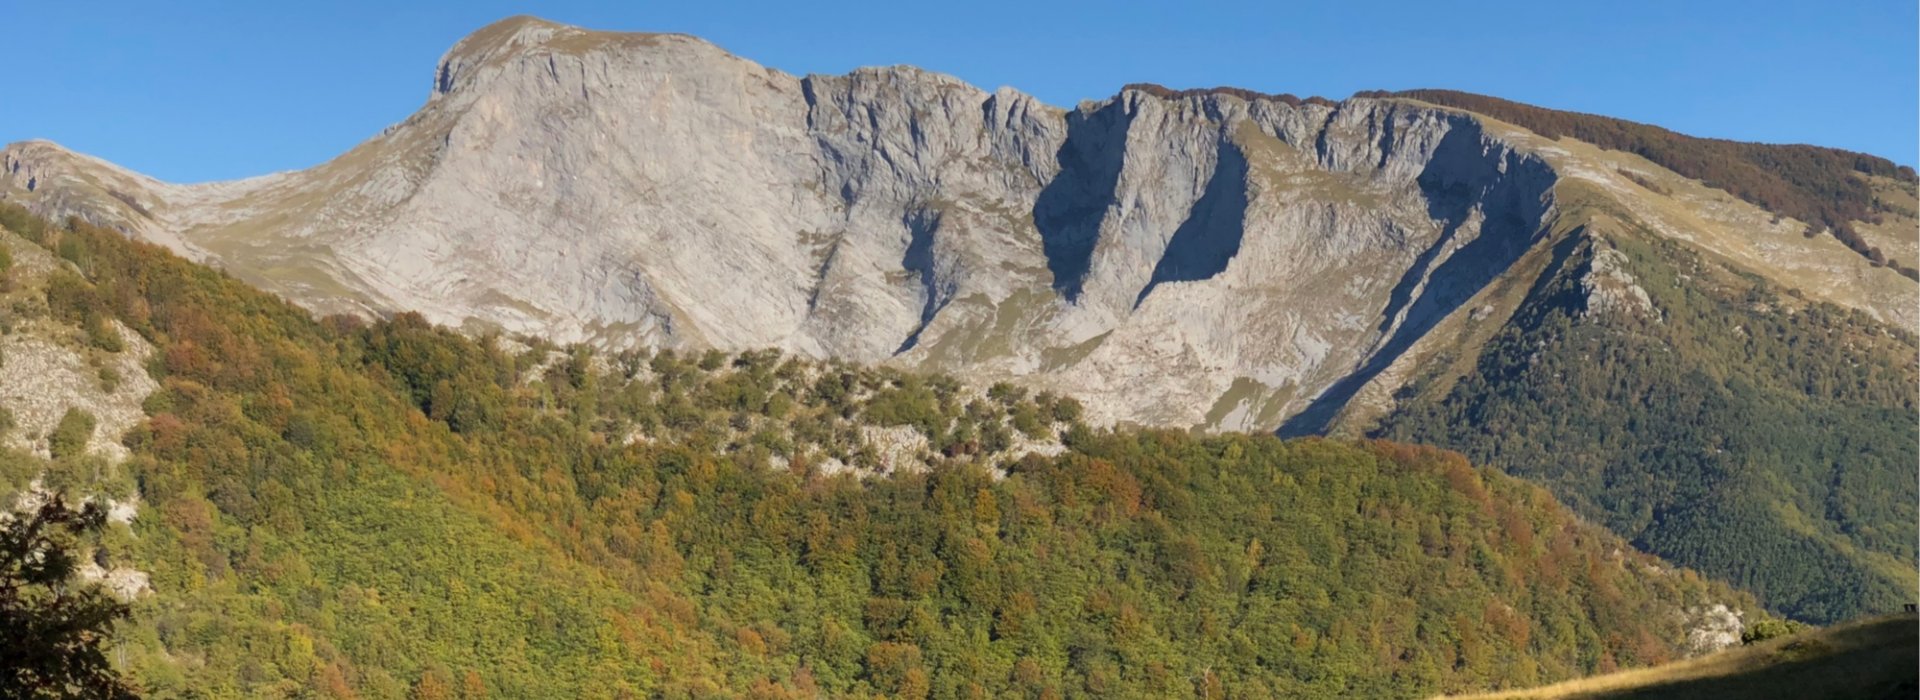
1123, 83, 1339, 107
1361, 89, 1919, 279
2, 203, 1756, 698
1378, 232, 1918, 624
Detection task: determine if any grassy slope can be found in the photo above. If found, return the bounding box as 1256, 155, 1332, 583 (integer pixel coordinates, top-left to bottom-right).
1373, 88, 1919, 278
1442, 613, 1918, 700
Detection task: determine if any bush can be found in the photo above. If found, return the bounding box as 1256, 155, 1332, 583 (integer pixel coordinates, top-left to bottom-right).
47, 408, 97, 461
1050, 396, 1084, 424
1742, 618, 1809, 645
87, 318, 124, 353
987, 382, 1026, 406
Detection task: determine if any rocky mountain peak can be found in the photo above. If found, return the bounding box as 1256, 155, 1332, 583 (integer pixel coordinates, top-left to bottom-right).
2, 17, 1910, 433
431, 15, 712, 101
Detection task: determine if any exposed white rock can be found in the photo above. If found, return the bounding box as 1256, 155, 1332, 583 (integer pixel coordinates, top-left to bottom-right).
813, 456, 856, 478
0, 235, 161, 461
103, 492, 140, 525
0, 15, 1908, 435
0, 322, 159, 461
1683, 604, 1747, 655
0, 235, 158, 603
78, 559, 152, 601
1581, 245, 1656, 318
858, 425, 930, 474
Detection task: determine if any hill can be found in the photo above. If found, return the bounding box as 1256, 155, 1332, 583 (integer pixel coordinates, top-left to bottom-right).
1371, 192, 1919, 623
2, 12, 1912, 637
1441, 613, 1918, 700
0, 203, 1765, 698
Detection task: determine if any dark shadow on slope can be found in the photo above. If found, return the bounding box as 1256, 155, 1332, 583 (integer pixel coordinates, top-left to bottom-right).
1568, 614, 1917, 700
1033, 100, 1132, 302
1279, 121, 1554, 437
894, 208, 946, 354
1133, 140, 1250, 309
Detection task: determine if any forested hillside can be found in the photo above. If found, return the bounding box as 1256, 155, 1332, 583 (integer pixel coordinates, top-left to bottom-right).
1378, 228, 1918, 625
0, 204, 1761, 698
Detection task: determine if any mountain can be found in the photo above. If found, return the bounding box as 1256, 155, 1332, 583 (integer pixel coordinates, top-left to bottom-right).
1442, 612, 1918, 700
3, 17, 1912, 433
1373, 227, 1918, 623
0, 203, 1763, 697
2, 15, 1913, 624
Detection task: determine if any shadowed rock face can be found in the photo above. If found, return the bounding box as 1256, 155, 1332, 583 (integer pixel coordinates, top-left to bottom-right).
1035, 98, 1129, 302
1134, 138, 1250, 310
1, 16, 1906, 430
1282, 120, 1556, 435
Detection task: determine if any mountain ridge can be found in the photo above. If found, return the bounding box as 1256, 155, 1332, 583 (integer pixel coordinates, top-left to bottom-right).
3, 15, 1914, 627
7, 17, 1904, 431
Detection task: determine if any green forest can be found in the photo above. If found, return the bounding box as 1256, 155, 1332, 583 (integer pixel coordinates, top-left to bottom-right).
0, 205, 1762, 698
1378, 229, 1918, 625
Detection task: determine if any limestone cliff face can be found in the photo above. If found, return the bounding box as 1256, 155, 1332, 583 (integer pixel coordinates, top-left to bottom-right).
2, 16, 1907, 430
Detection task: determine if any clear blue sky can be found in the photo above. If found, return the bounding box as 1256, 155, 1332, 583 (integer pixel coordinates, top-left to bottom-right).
4, 0, 1914, 182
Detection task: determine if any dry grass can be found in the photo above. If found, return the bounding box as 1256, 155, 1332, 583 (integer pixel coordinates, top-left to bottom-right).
1440, 613, 1917, 700
1403, 98, 1918, 330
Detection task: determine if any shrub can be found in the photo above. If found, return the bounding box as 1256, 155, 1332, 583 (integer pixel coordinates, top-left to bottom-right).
1742, 617, 1809, 645
1050, 396, 1084, 424
87, 318, 124, 353
47, 408, 97, 461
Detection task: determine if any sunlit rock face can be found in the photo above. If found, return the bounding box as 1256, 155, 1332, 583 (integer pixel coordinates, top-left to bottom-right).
5, 16, 1905, 432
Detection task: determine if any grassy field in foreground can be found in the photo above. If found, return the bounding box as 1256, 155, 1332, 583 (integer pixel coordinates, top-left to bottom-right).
1442, 613, 1917, 700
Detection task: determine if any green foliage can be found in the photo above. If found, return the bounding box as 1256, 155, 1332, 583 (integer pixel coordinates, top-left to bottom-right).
86, 318, 124, 353
4, 205, 652, 698
56, 235, 92, 273
0, 494, 138, 699
1741, 618, 1809, 645
1124, 82, 1339, 107
1048, 395, 1084, 424
96, 366, 121, 393
43, 272, 101, 326
47, 409, 96, 462
0, 206, 51, 244
0, 203, 1757, 698
1379, 234, 1918, 623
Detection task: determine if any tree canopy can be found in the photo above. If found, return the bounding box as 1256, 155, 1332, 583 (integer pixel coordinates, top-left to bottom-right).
0, 203, 1760, 697
0, 495, 138, 699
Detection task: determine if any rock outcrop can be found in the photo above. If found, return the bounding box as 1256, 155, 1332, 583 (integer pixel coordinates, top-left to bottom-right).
3, 16, 1910, 431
